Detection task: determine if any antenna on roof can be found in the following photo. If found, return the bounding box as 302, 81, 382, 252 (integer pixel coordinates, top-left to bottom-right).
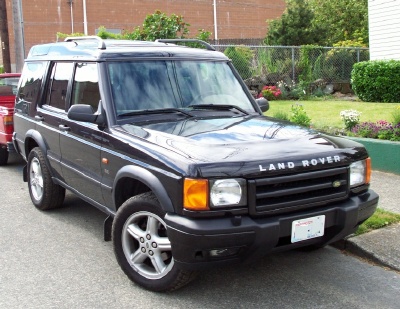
64, 36, 106, 50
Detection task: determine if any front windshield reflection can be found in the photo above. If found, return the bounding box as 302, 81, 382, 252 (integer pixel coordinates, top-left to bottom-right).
107, 60, 255, 116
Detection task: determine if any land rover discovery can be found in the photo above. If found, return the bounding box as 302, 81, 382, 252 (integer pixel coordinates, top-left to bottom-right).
13, 37, 379, 291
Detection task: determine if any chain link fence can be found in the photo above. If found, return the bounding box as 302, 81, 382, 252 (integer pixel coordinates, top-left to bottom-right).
213, 44, 369, 95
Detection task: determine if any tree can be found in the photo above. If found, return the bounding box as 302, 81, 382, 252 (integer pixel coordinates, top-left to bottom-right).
126, 10, 190, 41
264, 0, 326, 46
265, 0, 369, 47
308, 0, 368, 46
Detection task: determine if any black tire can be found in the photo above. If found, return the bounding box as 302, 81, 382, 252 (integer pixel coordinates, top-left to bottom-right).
112, 192, 196, 292
27, 147, 65, 210
0, 146, 9, 166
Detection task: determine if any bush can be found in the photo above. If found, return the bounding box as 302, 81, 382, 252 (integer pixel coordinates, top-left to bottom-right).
258, 85, 282, 101
351, 60, 400, 102
290, 104, 311, 127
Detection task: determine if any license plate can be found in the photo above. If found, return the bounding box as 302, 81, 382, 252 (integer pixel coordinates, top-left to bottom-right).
291, 215, 325, 243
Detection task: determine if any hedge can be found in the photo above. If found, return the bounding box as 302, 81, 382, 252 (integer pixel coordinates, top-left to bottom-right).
351, 60, 400, 103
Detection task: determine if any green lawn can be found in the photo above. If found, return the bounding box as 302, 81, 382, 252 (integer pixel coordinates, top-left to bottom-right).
266, 100, 400, 129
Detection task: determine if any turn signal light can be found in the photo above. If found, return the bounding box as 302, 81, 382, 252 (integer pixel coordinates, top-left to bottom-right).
366, 157, 371, 184
183, 178, 209, 211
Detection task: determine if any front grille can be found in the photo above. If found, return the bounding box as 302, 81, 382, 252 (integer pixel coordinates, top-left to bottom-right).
248, 167, 349, 216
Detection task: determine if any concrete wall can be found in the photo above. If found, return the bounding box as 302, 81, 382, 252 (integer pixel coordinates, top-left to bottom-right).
369, 0, 400, 60
348, 137, 400, 175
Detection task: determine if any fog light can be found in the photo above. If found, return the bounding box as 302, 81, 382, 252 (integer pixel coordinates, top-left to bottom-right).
209, 247, 240, 258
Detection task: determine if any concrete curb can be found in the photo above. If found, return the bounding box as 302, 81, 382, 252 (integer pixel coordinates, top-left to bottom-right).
332, 223, 400, 272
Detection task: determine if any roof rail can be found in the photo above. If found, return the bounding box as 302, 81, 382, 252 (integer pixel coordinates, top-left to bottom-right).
64, 36, 106, 50
155, 39, 216, 51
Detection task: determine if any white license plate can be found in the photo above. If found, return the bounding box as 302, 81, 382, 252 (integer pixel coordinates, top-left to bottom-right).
291, 215, 325, 243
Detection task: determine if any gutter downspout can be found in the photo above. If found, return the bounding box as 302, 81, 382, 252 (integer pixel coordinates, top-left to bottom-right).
68, 0, 74, 33
83, 0, 88, 35
213, 0, 218, 41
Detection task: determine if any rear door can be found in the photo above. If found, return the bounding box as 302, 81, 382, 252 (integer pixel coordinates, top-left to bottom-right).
36, 62, 74, 179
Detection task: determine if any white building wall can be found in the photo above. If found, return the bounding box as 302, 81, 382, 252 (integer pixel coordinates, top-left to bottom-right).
369, 0, 400, 60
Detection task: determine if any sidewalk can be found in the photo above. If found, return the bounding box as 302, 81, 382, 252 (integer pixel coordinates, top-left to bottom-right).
333, 170, 400, 272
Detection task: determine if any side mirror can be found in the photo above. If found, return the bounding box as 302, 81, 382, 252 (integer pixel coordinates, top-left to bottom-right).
256, 97, 269, 113
68, 104, 98, 123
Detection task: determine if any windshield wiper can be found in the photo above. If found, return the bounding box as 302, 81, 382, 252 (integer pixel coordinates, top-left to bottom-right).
118, 108, 194, 118
188, 104, 249, 115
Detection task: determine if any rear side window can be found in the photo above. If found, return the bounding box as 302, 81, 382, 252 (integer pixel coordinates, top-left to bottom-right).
17, 62, 46, 104
71, 63, 100, 111
0, 77, 20, 96
45, 62, 74, 110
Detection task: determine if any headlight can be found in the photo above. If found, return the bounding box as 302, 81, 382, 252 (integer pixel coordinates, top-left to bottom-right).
210, 179, 247, 207
183, 178, 247, 211
349, 158, 371, 187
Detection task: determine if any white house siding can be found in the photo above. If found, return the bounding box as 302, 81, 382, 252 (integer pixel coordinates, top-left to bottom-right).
369, 0, 400, 60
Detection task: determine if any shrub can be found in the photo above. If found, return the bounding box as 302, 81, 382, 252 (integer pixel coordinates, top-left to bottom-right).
340, 109, 361, 130
351, 60, 400, 102
290, 104, 311, 127
258, 85, 282, 100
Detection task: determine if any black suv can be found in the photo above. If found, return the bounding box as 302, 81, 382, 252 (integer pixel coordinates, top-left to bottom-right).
13, 37, 379, 291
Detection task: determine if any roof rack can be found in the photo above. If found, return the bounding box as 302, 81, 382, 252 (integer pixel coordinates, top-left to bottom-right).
64, 36, 106, 50
155, 39, 216, 51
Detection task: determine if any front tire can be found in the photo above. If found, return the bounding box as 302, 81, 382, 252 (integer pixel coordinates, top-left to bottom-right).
27, 147, 65, 210
112, 192, 195, 292
0, 146, 9, 166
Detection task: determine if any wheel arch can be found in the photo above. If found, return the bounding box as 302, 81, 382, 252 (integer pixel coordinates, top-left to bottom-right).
24, 129, 48, 158
113, 165, 176, 214
23, 130, 52, 181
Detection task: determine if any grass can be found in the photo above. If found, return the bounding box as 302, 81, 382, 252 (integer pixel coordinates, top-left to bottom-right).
355, 208, 400, 236
267, 99, 400, 129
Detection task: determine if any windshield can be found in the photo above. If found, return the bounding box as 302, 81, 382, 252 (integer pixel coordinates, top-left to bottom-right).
107, 60, 255, 116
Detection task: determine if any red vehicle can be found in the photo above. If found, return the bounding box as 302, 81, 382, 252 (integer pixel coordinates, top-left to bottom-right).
0, 73, 21, 165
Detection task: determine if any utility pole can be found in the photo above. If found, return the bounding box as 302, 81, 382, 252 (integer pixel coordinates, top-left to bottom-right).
0, 0, 11, 72
12, 0, 24, 72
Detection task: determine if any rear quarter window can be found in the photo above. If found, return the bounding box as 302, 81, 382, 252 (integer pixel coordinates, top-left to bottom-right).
17, 62, 46, 105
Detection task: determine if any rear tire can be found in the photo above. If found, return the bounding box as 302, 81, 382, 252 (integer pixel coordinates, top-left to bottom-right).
27, 147, 65, 210
112, 192, 196, 292
0, 146, 8, 166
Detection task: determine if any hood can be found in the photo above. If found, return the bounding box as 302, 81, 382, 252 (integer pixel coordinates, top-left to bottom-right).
119, 115, 367, 177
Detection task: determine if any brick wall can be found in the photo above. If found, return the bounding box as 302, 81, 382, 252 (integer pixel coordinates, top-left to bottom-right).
5, 0, 286, 71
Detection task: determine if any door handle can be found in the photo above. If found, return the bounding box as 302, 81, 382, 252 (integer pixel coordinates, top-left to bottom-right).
35, 115, 44, 121
59, 124, 70, 132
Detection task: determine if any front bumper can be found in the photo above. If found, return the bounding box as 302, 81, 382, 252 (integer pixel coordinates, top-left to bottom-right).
165, 190, 379, 270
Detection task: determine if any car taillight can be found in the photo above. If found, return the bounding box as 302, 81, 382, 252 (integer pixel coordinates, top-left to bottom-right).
3, 115, 13, 134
